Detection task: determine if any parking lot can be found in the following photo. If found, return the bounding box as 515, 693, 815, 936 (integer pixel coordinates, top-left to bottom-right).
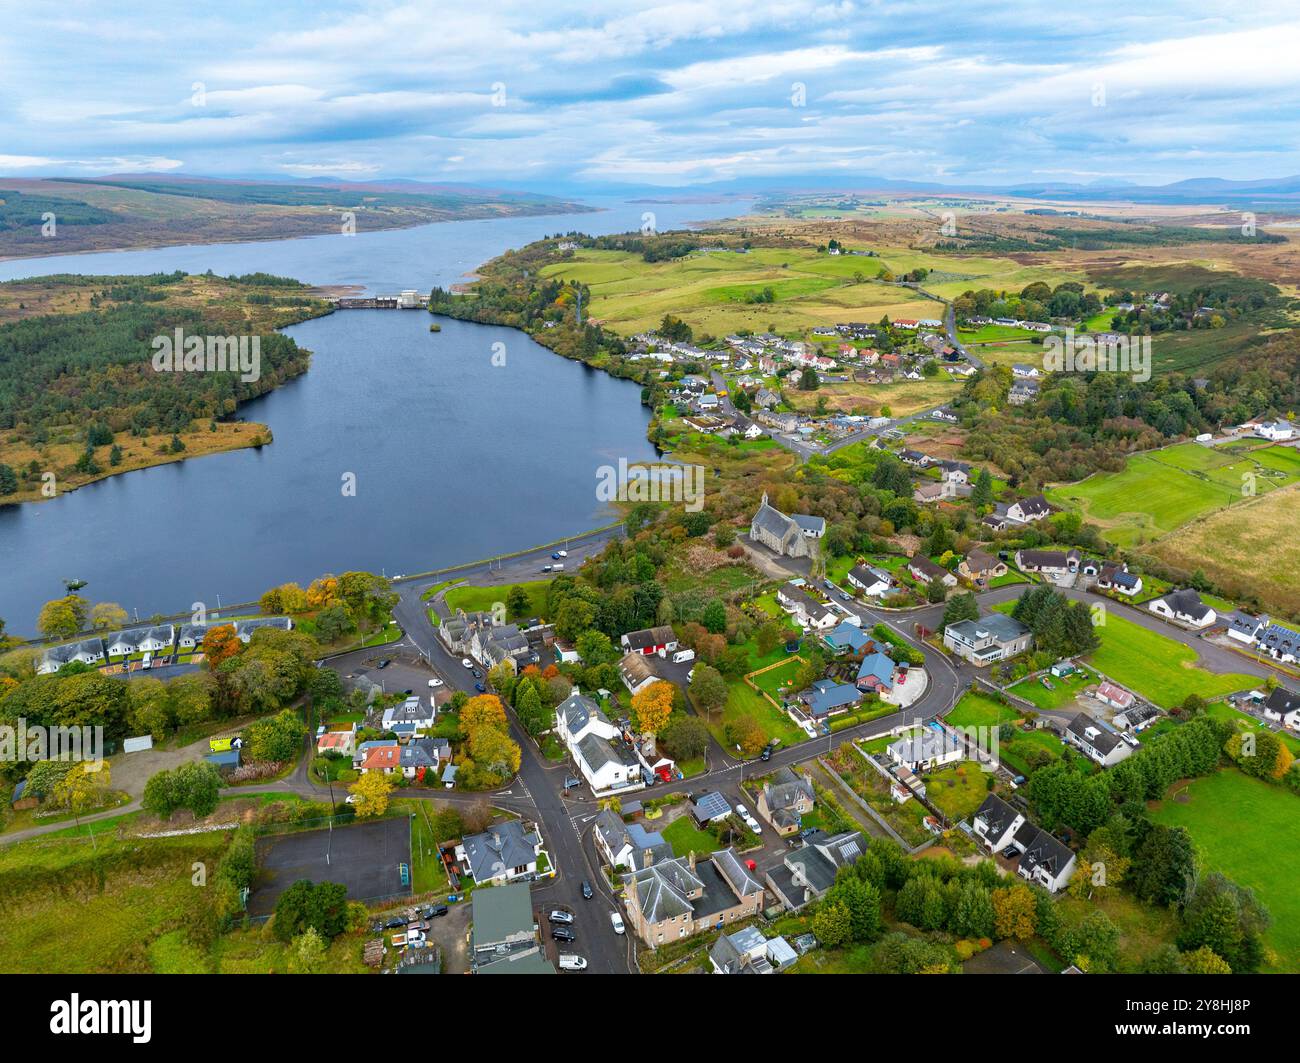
248, 816, 413, 916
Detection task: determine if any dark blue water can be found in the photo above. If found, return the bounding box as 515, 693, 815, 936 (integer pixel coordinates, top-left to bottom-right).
0, 197, 749, 630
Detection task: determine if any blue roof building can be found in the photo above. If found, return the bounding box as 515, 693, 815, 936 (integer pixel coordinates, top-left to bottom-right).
855, 651, 896, 693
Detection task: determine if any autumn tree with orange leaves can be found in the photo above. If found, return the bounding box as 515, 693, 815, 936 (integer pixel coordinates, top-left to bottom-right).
631, 680, 675, 736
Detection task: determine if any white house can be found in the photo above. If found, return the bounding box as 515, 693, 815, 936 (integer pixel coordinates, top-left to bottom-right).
1257, 420, 1294, 441
1225, 611, 1268, 646
37, 637, 106, 675
972, 793, 1025, 852
618, 652, 661, 697
1148, 588, 1215, 628
887, 726, 963, 772
1064, 712, 1133, 767
1006, 495, 1052, 523
556, 691, 644, 795
846, 563, 892, 597
620, 625, 678, 656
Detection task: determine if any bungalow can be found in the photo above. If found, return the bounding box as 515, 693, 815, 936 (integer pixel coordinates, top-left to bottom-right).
316, 729, 356, 757
1008, 380, 1040, 405
1225, 611, 1268, 646
357, 743, 401, 775
556, 691, 644, 795
1015, 548, 1081, 576
855, 650, 897, 696
1263, 686, 1300, 729
620, 625, 678, 656
958, 549, 1007, 584
1064, 712, 1132, 767
1011, 363, 1040, 378
888, 726, 963, 772
800, 679, 863, 721
621, 848, 765, 947
690, 791, 733, 825
36, 637, 106, 675
937, 460, 971, 484
776, 582, 839, 630
1017, 827, 1077, 893
400, 737, 451, 779
1148, 588, 1216, 628
1094, 681, 1134, 711
943, 613, 1033, 666
765, 829, 866, 911
709, 926, 798, 974
846, 563, 893, 596
177, 623, 211, 651
1114, 704, 1161, 732
908, 554, 957, 588
459, 819, 543, 886
972, 793, 1026, 852
913, 480, 957, 504
1256, 420, 1294, 441
931, 406, 959, 423
1258, 622, 1300, 664
593, 808, 672, 871
234, 616, 293, 643
899, 449, 931, 468
553, 639, 582, 665
1006, 495, 1052, 523
1096, 563, 1142, 596
106, 624, 175, 657
756, 767, 815, 835
618, 652, 660, 697
823, 620, 870, 654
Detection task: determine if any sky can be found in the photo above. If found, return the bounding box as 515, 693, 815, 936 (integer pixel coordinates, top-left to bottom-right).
2, 1, 1299, 190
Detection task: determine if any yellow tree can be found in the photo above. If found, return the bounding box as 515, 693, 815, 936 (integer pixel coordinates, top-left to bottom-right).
201, 624, 242, 667
52, 762, 113, 846
631, 681, 675, 736
348, 771, 395, 818
992, 884, 1037, 941
461, 694, 508, 734
469, 726, 521, 779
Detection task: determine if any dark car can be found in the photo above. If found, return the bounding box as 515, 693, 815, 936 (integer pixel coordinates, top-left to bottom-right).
581, 880, 593, 900
474, 682, 486, 693
1001, 846, 1020, 859
377, 659, 391, 669
471, 668, 483, 679
760, 746, 772, 762
551, 927, 576, 943
384, 917, 407, 929
429, 905, 449, 918
402, 689, 413, 696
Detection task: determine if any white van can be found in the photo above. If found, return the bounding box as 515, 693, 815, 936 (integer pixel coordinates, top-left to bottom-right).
672, 648, 695, 664
141, 652, 152, 670
551, 563, 565, 571
558, 954, 587, 971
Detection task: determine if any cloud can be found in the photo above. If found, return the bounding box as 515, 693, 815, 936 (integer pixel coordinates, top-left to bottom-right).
0, 2, 1296, 186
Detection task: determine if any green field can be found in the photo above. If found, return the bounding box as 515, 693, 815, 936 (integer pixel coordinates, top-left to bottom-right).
945, 690, 1022, 728
541, 247, 941, 338
1046, 442, 1300, 548
1087, 613, 1255, 708
1151, 769, 1300, 971
443, 580, 550, 621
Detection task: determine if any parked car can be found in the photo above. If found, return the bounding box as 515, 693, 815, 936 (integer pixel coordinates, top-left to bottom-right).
556, 550, 568, 557
609, 911, 625, 935
760, 746, 772, 762
474, 682, 486, 693
428, 677, 443, 688
471, 668, 483, 679
384, 917, 407, 929
549, 909, 574, 925
428, 905, 449, 918
1001, 846, 1019, 859
461, 658, 473, 669
377, 659, 391, 669
581, 880, 593, 900
541, 564, 553, 572
558, 954, 587, 971
551, 926, 576, 943
551, 552, 563, 560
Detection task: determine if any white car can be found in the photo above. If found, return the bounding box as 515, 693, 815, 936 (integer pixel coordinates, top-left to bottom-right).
609, 911, 625, 935
461, 658, 473, 669
428, 677, 443, 688
556, 550, 568, 558
746, 815, 763, 834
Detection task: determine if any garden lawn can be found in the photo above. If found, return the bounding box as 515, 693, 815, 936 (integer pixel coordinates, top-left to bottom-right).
1150, 769, 1300, 971
924, 763, 992, 822
1006, 667, 1096, 711
1086, 613, 1255, 708
444, 580, 550, 621
661, 815, 724, 858
945, 691, 1021, 729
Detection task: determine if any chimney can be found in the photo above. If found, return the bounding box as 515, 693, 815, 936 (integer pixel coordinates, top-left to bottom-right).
687, 850, 696, 870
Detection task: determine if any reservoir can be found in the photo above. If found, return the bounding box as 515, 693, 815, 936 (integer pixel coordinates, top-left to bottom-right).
0, 197, 747, 629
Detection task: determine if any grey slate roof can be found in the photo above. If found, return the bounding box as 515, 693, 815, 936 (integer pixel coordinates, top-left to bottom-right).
462, 820, 540, 883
